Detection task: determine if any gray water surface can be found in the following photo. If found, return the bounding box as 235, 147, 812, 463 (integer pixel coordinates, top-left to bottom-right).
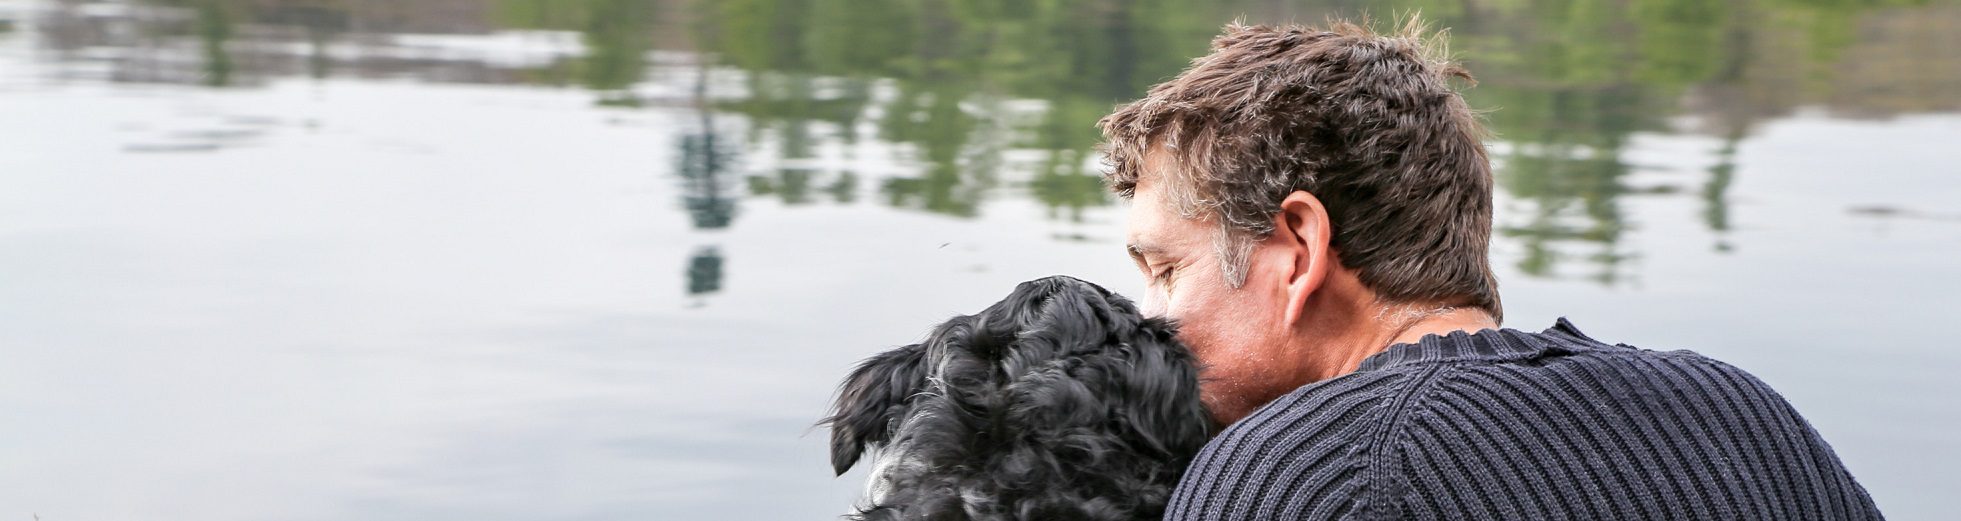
2, 0, 1959, 519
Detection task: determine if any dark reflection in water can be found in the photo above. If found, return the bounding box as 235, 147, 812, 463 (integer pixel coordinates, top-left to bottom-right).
685, 246, 723, 303
677, 97, 736, 229
193, 0, 231, 86
33, 0, 1957, 284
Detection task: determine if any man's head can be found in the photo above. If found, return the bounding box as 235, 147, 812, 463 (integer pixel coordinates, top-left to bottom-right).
1099, 19, 1500, 424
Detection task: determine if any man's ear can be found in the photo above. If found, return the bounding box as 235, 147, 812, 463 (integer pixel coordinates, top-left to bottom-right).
820, 343, 929, 476
1274, 190, 1333, 326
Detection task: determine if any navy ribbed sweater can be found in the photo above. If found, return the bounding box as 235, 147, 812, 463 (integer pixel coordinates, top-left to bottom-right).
1165, 318, 1881, 520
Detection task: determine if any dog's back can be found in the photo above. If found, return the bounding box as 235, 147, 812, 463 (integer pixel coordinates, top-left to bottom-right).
825, 276, 1213, 520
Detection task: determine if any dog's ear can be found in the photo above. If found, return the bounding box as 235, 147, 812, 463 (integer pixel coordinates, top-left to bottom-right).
1114, 316, 1217, 459
821, 342, 930, 476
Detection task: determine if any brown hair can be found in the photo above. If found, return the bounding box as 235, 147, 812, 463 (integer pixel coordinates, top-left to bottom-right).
1097, 18, 1501, 318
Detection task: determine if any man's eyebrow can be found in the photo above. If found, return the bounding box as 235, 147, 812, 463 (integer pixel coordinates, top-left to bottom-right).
1126, 242, 1167, 261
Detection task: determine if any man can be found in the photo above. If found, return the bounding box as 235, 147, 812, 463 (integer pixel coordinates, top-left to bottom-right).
1097, 20, 1881, 520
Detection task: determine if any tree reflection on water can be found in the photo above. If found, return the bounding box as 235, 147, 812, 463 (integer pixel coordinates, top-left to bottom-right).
43, 0, 1961, 291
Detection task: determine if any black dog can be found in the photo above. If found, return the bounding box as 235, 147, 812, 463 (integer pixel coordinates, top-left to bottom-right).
823, 276, 1213, 520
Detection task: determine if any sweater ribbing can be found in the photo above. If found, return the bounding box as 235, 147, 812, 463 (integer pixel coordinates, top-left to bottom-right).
1164, 318, 1882, 520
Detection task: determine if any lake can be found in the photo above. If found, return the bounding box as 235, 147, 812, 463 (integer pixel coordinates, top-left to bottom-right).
1, 0, 1957, 519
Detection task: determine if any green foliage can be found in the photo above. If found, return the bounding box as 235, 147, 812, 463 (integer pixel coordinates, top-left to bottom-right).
137, 0, 1953, 278
677, 0, 1937, 277
496, 0, 657, 98
195, 0, 234, 87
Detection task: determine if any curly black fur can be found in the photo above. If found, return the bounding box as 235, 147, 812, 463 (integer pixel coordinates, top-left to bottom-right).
822, 276, 1214, 520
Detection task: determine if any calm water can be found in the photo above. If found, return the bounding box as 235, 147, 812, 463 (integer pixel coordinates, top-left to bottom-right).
2, 0, 1958, 519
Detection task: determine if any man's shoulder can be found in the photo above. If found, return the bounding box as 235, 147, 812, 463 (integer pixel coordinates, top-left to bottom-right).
1166, 320, 1881, 520
1421, 321, 1790, 427
1195, 319, 1743, 450
1374, 325, 1880, 519
1165, 361, 1425, 519
1344, 320, 1816, 469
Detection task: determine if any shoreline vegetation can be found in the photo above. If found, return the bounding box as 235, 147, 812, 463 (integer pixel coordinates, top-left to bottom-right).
33, 0, 1959, 284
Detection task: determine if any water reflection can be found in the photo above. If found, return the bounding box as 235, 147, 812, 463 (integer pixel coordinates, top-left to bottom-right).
684, 246, 724, 305
193, 0, 232, 86
1457, 0, 1947, 281
502, 0, 661, 106
677, 106, 737, 229
1706, 136, 1739, 253
8, 1, 1959, 519
676, 50, 735, 307
38, 0, 1957, 282
29, 0, 1961, 292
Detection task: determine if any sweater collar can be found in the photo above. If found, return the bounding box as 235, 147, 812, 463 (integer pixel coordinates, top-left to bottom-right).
1355, 317, 1600, 372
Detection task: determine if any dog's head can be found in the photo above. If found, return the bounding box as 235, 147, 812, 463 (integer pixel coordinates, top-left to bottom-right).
822, 275, 1213, 519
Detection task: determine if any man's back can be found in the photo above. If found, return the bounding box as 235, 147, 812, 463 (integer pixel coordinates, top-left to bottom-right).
1166, 318, 1881, 520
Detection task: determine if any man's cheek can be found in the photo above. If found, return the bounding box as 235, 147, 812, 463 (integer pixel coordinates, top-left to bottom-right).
1173, 315, 1225, 361
1148, 281, 1195, 320
1141, 285, 1170, 317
